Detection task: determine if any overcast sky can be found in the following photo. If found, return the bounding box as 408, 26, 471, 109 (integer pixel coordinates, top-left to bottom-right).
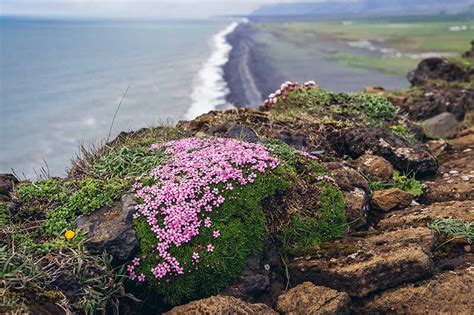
0, 0, 335, 19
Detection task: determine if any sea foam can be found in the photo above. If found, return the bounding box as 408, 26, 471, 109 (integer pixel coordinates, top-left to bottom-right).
185, 20, 242, 120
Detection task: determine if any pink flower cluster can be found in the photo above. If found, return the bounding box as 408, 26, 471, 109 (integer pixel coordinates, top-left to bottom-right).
128, 137, 280, 282
315, 175, 338, 187
299, 150, 320, 161
264, 80, 318, 107
127, 258, 146, 282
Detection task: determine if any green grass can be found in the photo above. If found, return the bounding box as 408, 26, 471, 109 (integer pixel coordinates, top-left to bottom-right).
257, 18, 473, 75
429, 218, 473, 244
369, 170, 423, 196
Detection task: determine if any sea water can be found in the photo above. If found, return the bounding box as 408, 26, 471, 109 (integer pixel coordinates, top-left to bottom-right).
0, 17, 236, 178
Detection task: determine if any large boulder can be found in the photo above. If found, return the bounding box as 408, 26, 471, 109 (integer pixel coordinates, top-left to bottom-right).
277, 282, 350, 315
422, 112, 459, 139
371, 188, 414, 212
164, 296, 277, 314
407, 58, 470, 86
76, 194, 139, 261
337, 127, 438, 177
0, 173, 18, 200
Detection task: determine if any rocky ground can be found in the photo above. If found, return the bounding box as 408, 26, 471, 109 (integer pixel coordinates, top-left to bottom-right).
1, 56, 473, 314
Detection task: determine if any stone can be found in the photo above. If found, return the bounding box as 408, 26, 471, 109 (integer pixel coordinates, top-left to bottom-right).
277, 282, 350, 315
241, 274, 270, 295
407, 58, 470, 86
164, 296, 277, 314
358, 268, 474, 314
0, 173, 18, 197
462, 39, 474, 58
354, 154, 394, 181
76, 194, 138, 261
377, 200, 474, 231
289, 227, 435, 297
343, 188, 369, 229
363, 86, 385, 96
224, 123, 260, 143
422, 112, 459, 139
371, 188, 414, 212
338, 127, 438, 177
326, 163, 369, 192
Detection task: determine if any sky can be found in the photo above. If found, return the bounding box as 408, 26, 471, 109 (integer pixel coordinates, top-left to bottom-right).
0, 0, 330, 19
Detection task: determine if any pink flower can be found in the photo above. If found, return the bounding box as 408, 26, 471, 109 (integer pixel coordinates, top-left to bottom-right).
213, 230, 220, 238
138, 273, 146, 282
207, 244, 215, 252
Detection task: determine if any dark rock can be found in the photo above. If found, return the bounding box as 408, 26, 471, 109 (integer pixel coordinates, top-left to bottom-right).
370, 188, 414, 212
393, 83, 474, 121
354, 154, 394, 181
462, 40, 474, 59
422, 112, 459, 139
338, 127, 438, 177
76, 194, 138, 261
407, 58, 470, 86
241, 274, 270, 295
0, 174, 18, 197
51, 271, 82, 301
289, 227, 435, 297
224, 123, 260, 143
279, 130, 308, 149
165, 296, 277, 314
277, 282, 351, 315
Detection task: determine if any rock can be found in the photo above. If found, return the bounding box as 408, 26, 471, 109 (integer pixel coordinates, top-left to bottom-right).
76, 194, 138, 261
422, 112, 459, 139
378, 200, 474, 231
289, 227, 435, 297
51, 271, 82, 301
422, 149, 474, 203
462, 39, 474, 59
279, 130, 308, 149
407, 58, 470, 86
224, 123, 260, 143
326, 163, 369, 192
358, 268, 474, 314
343, 188, 369, 229
354, 154, 394, 181
277, 282, 350, 315
241, 274, 270, 295
164, 296, 277, 314
338, 127, 438, 177
364, 86, 385, 96
0, 173, 18, 197
371, 188, 414, 212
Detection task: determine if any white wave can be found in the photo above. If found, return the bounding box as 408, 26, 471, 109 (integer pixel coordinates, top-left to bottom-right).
185, 21, 239, 120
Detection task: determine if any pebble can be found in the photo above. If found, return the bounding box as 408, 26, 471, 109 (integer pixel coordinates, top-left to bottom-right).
461, 176, 470, 181
449, 170, 459, 174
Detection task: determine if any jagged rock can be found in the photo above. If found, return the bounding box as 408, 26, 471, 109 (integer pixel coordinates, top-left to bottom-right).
278, 130, 308, 149
422, 112, 459, 139
76, 194, 138, 261
343, 188, 369, 229
338, 127, 438, 177
0, 173, 18, 198
371, 188, 414, 212
357, 268, 474, 314
378, 200, 474, 231
289, 227, 435, 297
354, 154, 393, 181
407, 58, 470, 86
164, 296, 277, 314
422, 149, 474, 203
276, 282, 350, 315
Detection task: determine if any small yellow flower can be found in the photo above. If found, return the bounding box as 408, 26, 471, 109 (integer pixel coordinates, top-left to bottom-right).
64, 230, 75, 241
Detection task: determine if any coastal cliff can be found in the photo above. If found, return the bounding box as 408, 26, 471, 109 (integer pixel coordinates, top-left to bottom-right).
1, 56, 473, 314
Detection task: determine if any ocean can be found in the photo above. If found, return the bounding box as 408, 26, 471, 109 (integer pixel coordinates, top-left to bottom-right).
0, 18, 237, 178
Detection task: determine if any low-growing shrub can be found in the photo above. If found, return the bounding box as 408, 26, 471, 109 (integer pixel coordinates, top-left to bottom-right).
429, 218, 473, 244
129, 137, 291, 305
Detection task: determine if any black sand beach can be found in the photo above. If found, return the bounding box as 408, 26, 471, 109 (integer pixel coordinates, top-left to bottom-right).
224, 21, 409, 107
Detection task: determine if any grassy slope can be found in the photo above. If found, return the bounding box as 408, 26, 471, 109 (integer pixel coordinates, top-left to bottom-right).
258, 18, 473, 75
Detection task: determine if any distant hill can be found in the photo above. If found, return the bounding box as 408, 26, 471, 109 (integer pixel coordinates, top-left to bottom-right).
252, 0, 474, 17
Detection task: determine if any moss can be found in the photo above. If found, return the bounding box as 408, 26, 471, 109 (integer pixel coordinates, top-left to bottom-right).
280, 182, 347, 256
43, 178, 127, 234
389, 124, 417, 143
133, 165, 292, 306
